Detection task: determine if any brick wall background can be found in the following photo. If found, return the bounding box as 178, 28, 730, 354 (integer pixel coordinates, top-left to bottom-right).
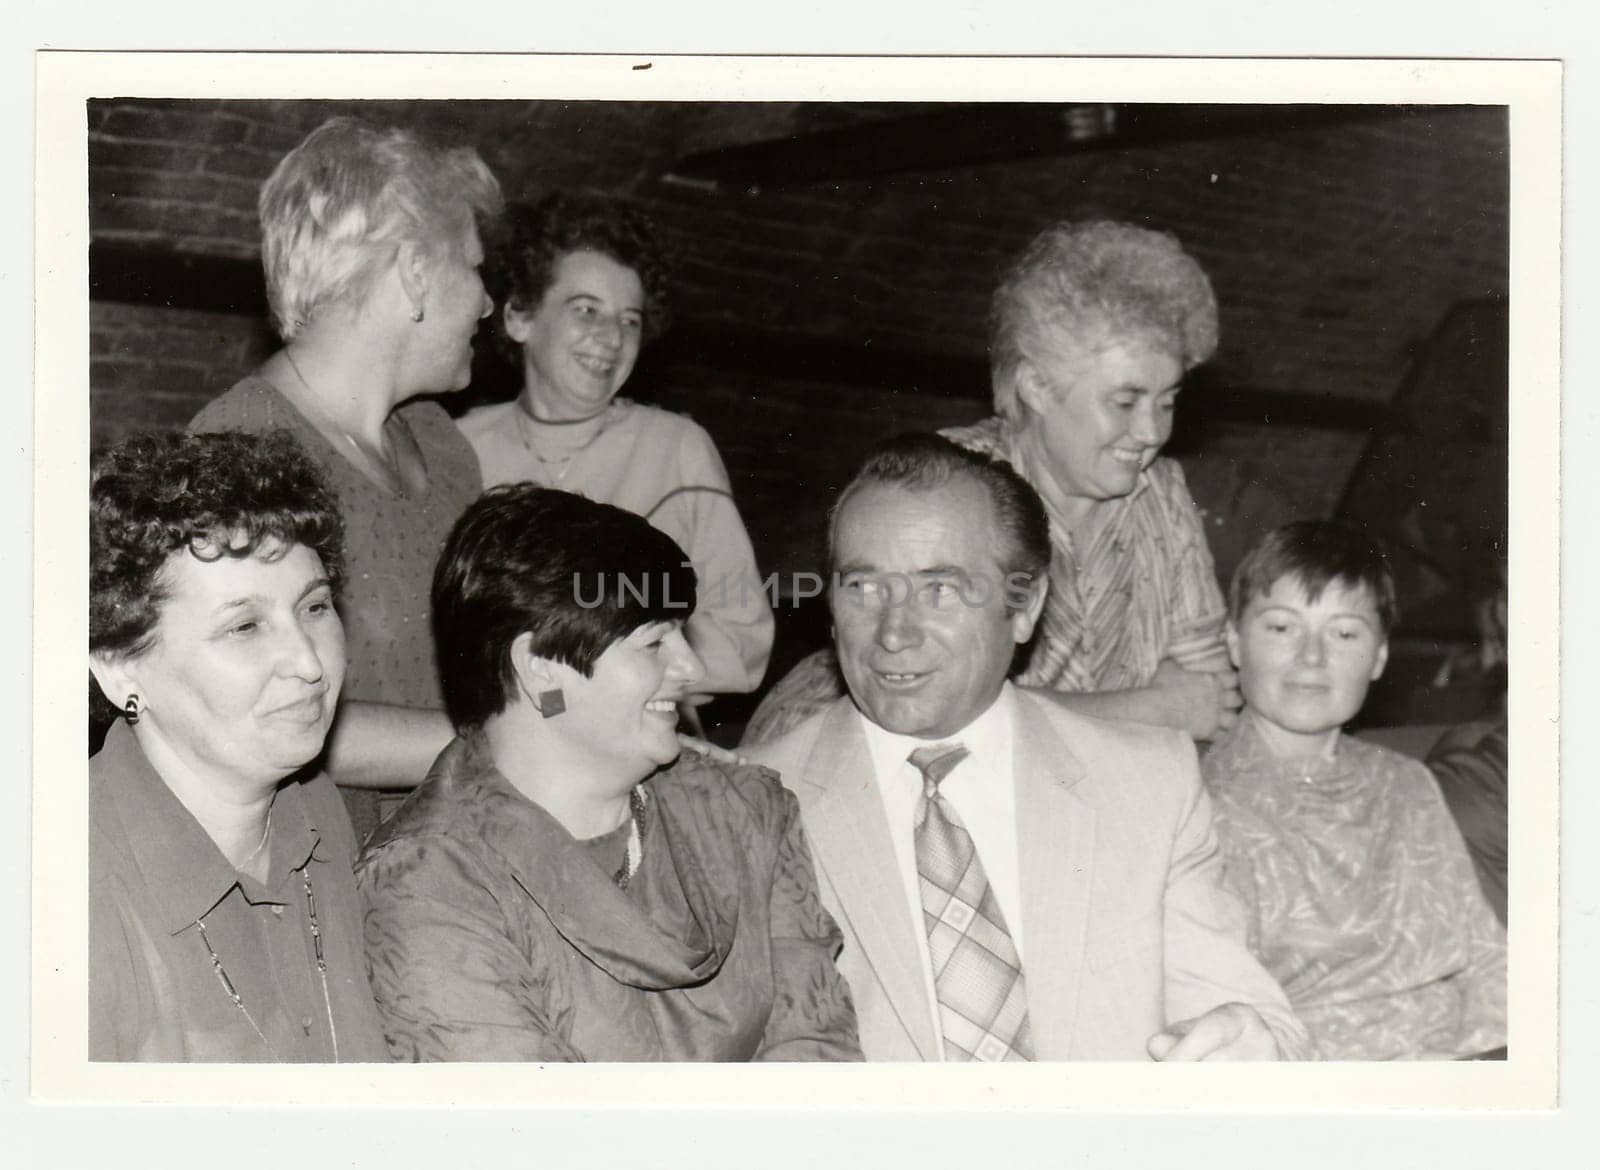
86, 98, 1510, 718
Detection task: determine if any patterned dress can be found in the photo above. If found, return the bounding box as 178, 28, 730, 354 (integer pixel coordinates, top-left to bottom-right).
356, 735, 862, 1061
1202, 716, 1507, 1060
741, 416, 1227, 744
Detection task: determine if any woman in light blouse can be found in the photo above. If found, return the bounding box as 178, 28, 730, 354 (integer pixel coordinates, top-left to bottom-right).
459, 193, 773, 701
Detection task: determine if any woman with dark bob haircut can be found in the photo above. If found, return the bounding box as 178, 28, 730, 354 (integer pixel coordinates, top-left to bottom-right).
89, 430, 388, 1062
458, 193, 773, 702
356, 485, 860, 1062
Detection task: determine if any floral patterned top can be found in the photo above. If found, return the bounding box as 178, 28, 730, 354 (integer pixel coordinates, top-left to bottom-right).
355, 735, 862, 1062
1202, 716, 1507, 1060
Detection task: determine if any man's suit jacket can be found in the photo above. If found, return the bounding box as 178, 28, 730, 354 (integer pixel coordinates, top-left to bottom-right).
746, 689, 1309, 1061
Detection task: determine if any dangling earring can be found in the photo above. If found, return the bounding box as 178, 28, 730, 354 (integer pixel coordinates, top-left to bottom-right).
410, 306, 425, 323
538, 688, 566, 718
123, 694, 141, 725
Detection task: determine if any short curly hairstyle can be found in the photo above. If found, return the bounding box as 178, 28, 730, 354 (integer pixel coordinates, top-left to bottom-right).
432, 484, 697, 731
260, 115, 503, 340
989, 220, 1219, 424
486, 192, 671, 368
91, 430, 346, 669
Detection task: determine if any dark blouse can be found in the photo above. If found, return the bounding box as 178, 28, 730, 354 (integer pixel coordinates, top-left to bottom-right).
355, 735, 862, 1062
89, 723, 390, 1062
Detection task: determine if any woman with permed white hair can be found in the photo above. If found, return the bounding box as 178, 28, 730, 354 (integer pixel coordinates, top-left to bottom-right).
744, 220, 1240, 745
191, 116, 503, 840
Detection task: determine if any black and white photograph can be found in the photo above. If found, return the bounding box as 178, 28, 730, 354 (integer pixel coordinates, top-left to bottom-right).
20, 39, 1576, 1167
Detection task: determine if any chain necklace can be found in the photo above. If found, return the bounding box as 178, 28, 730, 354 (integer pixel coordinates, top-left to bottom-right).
194, 869, 340, 1061
514, 399, 613, 484
612, 785, 649, 891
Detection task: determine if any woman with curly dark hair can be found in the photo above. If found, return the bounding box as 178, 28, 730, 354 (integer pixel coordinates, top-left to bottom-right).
88, 430, 388, 1062
458, 193, 773, 701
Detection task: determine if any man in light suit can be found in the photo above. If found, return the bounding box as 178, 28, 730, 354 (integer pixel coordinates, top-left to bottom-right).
747, 435, 1307, 1061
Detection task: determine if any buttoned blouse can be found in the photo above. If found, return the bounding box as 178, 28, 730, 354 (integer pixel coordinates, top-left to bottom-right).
88, 723, 389, 1062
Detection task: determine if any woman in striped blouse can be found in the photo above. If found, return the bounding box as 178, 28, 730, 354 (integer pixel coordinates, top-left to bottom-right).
744, 220, 1239, 745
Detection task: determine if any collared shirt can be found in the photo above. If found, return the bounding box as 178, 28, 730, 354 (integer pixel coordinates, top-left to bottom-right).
856, 685, 1022, 1057
739, 420, 1227, 748
88, 722, 390, 1062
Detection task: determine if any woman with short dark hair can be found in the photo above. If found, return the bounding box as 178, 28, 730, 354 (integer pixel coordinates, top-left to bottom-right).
356, 485, 860, 1062
89, 430, 388, 1061
458, 193, 773, 700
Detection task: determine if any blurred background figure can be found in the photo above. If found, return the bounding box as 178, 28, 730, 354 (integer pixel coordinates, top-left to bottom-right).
1426, 568, 1509, 925
190, 116, 504, 840
89, 430, 388, 1062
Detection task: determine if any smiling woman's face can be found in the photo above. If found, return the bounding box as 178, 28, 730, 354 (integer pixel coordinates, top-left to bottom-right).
1018, 337, 1184, 505
507, 249, 645, 420
546, 620, 705, 784
101, 542, 346, 792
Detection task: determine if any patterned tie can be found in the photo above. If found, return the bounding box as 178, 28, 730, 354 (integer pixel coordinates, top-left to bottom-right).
909, 743, 1034, 1061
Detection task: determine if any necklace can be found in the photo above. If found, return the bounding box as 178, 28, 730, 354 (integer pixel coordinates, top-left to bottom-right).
517, 396, 612, 426
194, 869, 340, 1061
612, 785, 649, 891
281, 349, 403, 490
514, 401, 612, 484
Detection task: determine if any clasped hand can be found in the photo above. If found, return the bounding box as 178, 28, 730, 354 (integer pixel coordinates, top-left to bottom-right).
1147, 1002, 1281, 1061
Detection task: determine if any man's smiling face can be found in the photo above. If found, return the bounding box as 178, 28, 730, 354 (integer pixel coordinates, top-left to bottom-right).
831, 477, 1041, 740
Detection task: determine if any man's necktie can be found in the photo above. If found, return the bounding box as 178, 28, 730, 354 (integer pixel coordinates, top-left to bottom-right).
909, 742, 1034, 1061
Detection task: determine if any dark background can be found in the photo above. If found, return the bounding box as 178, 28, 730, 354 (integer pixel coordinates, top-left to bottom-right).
86, 98, 1510, 729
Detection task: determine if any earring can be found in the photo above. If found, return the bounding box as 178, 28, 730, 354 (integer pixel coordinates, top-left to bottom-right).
410, 306, 425, 323
123, 694, 141, 725
538, 688, 566, 718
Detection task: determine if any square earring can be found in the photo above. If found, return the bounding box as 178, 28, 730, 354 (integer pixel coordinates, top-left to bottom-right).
538, 688, 566, 718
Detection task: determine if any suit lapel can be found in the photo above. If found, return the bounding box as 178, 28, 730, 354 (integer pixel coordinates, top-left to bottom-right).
1012, 693, 1097, 1060
797, 701, 939, 1061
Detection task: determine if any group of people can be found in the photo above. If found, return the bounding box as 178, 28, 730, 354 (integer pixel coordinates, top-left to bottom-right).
87, 115, 1507, 1064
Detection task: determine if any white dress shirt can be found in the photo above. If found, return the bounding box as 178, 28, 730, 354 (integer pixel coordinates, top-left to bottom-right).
856, 684, 1023, 1057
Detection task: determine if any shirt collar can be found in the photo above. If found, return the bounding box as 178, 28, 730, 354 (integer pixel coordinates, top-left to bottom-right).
856, 683, 1015, 788
93, 721, 323, 934
1211, 710, 1359, 786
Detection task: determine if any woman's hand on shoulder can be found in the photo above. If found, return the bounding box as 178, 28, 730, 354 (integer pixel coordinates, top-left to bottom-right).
675, 732, 749, 768
1151, 658, 1242, 741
